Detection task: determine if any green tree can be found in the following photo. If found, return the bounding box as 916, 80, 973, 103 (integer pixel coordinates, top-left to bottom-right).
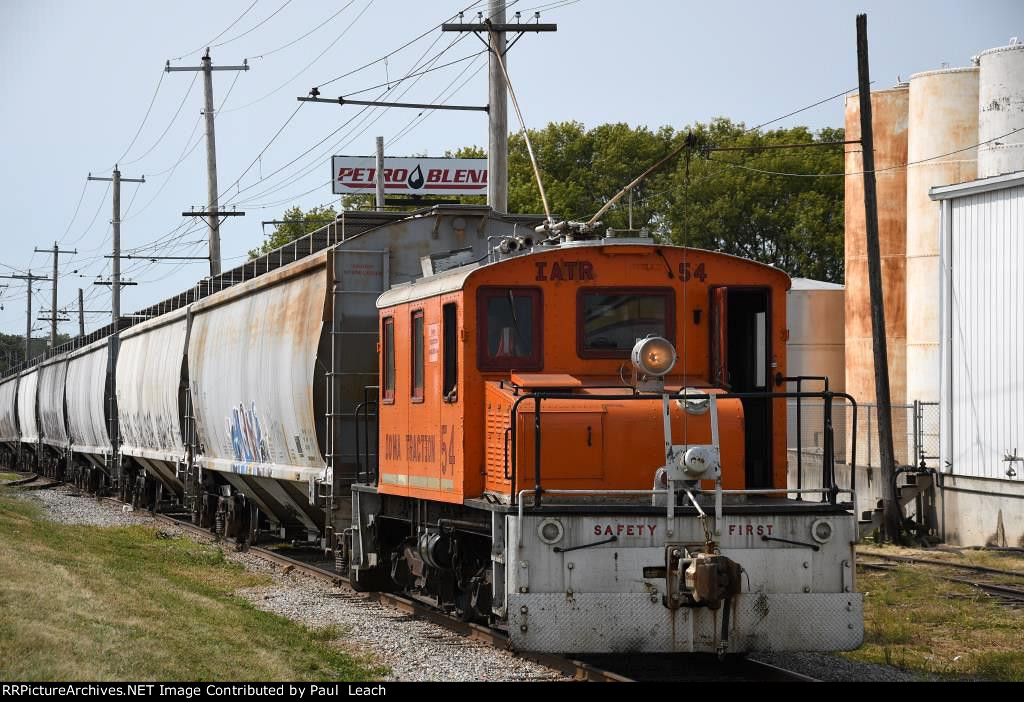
249, 119, 846, 281
507, 119, 844, 281
660, 119, 845, 282
247, 204, 340, 259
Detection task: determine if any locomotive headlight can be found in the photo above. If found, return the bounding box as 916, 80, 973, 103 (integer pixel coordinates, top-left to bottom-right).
811, 518, 833, 544
631, 336, 677, 377
537, 518, 564, 545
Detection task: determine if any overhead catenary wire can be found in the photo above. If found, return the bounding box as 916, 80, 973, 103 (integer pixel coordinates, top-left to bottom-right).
385, 54, 488, 149
227, 30, 472, 207
313, 0, 487, 90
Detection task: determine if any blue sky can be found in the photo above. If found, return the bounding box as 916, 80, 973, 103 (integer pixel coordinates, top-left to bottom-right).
0, 0, 1020, 336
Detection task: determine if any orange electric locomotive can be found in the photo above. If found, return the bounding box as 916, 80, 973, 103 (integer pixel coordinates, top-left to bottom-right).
348, 228, 862, 654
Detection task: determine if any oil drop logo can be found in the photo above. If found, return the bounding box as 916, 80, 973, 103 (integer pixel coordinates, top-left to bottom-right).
407, 164, 425, 190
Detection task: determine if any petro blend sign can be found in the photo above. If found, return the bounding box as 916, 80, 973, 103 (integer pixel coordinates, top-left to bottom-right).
331, 155, 487, 196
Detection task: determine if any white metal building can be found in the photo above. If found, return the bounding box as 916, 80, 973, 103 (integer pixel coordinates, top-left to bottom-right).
931, 170, 1024, 546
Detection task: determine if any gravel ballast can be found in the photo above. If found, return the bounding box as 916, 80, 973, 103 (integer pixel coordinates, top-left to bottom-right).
12, 485, 561, 682
10, 485, 922, 682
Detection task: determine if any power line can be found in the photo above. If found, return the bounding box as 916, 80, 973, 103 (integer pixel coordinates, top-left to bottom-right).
68, 181, 111, 246
244, 1, 365, 61
212, 0, 294, 49
342, 49, 487, 98
230, 32, 473, 206
58, 178, 89, 244
219, 0, 368, 113
120, 72, 199, 166
707, 124, 1024, 178
313, 0, 486, 89
108, 69, 166, 168
386, 55, 488, 148
170, 0, 261, 61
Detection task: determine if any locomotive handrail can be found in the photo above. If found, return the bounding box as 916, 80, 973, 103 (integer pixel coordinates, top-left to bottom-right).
354, 384, 380, 484
508, 389, 858, 508
782, 375, 830, 501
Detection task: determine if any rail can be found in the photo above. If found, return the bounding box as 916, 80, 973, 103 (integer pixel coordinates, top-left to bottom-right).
508, 389, 858, 508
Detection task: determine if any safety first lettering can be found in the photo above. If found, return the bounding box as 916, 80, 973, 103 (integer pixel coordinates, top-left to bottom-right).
593, 523, 657, 537
727, 523, 775, 536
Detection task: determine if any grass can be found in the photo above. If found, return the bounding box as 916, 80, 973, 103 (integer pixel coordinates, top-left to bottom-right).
846, 546, 1024, 681
0, 491, 385, 682
0, 472, 24, 482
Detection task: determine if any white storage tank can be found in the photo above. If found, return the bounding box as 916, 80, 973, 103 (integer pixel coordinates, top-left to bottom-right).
905, 67, 978, 417
978, 39, 1024, 178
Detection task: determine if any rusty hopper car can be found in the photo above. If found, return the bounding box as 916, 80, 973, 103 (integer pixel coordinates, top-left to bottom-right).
173, 207, 546, 545
350, 234, 862, 654
116, 306, 190, 506
36, 353, 69, 479
0, 374, 19, 467
15, 368, 39, 471
65, 336, 116, 492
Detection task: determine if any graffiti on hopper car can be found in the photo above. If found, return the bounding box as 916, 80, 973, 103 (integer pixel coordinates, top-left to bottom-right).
226, 402, 269, 463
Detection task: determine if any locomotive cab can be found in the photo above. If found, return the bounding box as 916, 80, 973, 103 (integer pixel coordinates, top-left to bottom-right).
352, 237, 862, 654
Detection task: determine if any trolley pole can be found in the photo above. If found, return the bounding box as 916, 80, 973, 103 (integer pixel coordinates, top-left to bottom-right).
856, 14, 900, 542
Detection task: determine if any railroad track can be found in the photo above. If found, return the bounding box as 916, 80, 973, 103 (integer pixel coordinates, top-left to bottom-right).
73, 489, 816, 682
858, 552, 1024, 606
1, 472, 62, 489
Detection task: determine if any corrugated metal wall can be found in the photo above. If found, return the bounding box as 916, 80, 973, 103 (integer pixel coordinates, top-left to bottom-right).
949, 184, 1024, 478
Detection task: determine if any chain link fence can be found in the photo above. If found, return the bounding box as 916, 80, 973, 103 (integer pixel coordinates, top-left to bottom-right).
787, 399, 941, 470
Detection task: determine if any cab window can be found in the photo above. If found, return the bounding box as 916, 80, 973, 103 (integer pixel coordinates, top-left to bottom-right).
411, 310, 424, 402
477, 287, 542, 371
578, 288, 675, 358
382, 316, 395, 402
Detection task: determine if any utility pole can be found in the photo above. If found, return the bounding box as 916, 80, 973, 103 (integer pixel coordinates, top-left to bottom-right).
78, 288, 85, 337
443, 3, 556, 213
487, 0, 508, 213
33, 242, 77, 347
167, 50, 249, 277
375, 136, 386, 211
303, 6, 555, 214
89, 167, 145, 335
856, 14, 900, 542
0, 272, 51, 361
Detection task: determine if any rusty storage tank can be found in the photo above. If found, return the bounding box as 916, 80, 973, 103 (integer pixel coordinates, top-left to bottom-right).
978, 39, 1024, 178
845, 86, 909, 466
905, 67, 978, 425
786, 278, 845, 488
